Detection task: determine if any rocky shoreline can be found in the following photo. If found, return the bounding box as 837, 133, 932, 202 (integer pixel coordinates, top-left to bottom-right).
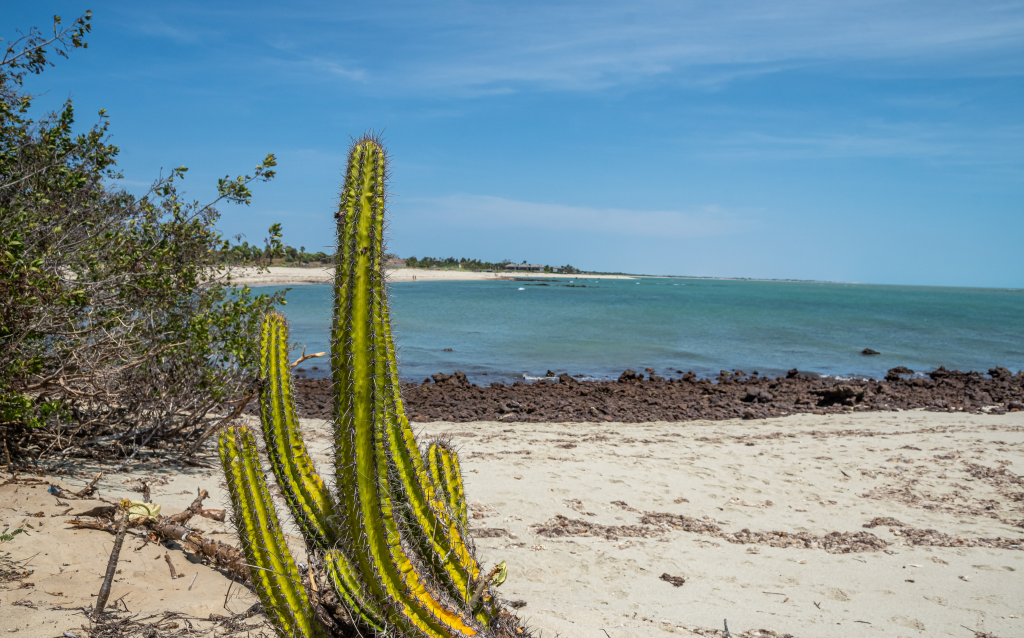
283, 365, 1024, 423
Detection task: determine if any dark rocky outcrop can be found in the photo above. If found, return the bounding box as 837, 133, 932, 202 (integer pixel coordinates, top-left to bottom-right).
862, 348, 880, 355
279, 365, 1024, 424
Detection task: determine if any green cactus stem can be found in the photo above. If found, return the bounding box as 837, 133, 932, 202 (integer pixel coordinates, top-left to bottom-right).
218, 133, 518, 638
426, 439, 469, 530
219, 426, 326, 638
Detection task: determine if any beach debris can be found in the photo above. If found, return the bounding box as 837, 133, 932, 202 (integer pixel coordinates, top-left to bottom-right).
563, 499, 596, 516
535, 509, 1018, 554
659, 573, 685, 587
94, 499, 130, 616
69, 488, 251, 583
533, 514, 663, 541
611, 500, 640, 512
164, 553, 180, 579
75, 472, 103, 498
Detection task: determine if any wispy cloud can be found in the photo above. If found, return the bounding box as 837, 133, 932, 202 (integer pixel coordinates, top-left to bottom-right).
396, 194, 753, 239
706, 123, 1024, 163
294, 0, 1024, 94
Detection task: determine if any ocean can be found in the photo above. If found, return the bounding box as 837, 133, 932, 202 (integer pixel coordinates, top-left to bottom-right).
252, 277, 1024, 384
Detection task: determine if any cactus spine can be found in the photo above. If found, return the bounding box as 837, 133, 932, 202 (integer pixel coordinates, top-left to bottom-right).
219, 134, 518, 638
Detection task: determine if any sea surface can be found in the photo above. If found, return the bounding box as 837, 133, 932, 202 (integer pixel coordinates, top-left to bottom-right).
252, 278, 1024, 384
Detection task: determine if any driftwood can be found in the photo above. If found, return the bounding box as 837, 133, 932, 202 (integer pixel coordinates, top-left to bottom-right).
70, 488, 250, 583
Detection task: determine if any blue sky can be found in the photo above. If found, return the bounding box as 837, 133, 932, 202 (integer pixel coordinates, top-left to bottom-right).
8, 2, 1024, 287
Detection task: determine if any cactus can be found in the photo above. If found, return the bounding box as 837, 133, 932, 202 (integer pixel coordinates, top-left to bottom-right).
218, 134, 520, 638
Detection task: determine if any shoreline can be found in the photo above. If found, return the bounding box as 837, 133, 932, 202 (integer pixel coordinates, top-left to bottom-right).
227, 266, 635, 286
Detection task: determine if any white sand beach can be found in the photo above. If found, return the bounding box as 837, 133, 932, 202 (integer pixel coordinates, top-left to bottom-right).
2, 410, 1021, 637
226, 266, 634, 286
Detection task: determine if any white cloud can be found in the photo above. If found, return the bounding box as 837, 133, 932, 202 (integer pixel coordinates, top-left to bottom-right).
328, 0, 1024, 93
396, 194, 753, 238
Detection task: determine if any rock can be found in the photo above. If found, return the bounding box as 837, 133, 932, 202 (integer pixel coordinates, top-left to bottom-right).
885, 366, 914, 381
618, 369, 639, 382
734, 370, 747, 377
645, 368, 656, 375
989, 366, 1013, 380
431, 372, 450, 384
545, 370, 555, 377
719, 370, 732, 377
432, 370, 469, 387
928, 366, 951, 380
558, 373, 578, 386
681, 371, 696, 382
786, 369, 800, 379
861, 348, 880, 355
816, 385, 864, 406
744, 388, 775, 403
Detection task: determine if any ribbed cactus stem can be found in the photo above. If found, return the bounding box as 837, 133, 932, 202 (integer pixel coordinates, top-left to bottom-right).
426, 440, 469, 530
220, 426, 326, 638
259, 312, 338, 547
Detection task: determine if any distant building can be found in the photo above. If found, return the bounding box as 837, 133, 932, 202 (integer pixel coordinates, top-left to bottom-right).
504, 263, 545, 272
387, 258, 407, 267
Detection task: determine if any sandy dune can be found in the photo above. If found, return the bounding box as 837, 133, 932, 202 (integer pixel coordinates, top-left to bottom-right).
225, 266, 633, 286
2, 410, 1021, 637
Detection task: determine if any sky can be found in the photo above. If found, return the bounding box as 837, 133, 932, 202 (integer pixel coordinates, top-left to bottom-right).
6, 1, 1024, 287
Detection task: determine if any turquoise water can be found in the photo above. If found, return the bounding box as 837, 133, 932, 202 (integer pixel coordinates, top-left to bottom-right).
254, 278, 1024, 383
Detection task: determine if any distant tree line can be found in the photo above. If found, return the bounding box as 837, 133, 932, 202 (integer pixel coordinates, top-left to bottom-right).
217, 242, 332, 265
404, 256, 580, 274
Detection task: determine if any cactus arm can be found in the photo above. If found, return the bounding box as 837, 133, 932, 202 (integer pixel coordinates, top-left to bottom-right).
259, 312, 339, 549
323, 549, 389, 632
377, 282, 482, 602
334, 138, 479, 637
427, 441, 469, 530
219, 427, 326, 638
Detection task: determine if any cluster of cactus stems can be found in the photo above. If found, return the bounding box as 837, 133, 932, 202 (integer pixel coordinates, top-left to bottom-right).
219, 135, 518, 638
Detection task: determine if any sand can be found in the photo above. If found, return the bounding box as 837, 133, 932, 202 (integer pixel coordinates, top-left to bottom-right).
2, 410, 1022, 637
225, 266, 634, 286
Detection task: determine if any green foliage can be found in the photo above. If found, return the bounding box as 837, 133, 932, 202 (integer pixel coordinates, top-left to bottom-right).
219, 136, 520, 638
0, 14, 285, 459
0, 526, 30, 543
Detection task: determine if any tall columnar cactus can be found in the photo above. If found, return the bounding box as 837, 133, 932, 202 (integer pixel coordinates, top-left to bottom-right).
219, 134, 519, 638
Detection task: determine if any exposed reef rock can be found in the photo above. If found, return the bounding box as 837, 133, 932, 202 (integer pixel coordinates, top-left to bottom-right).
281, 366, 1024, 423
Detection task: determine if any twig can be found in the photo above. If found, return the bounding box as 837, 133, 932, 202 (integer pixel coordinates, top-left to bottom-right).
468, 564, 501, 609
291, 346, 327, 369
75, 472, 103, 498
223, 575, 235, 611
723, 619, 731, 638
3, 438, 10, 468
141, 481, 151, 503
164, 553, 179, 579
94, 500, 130, 616
188, 572, 198, 591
